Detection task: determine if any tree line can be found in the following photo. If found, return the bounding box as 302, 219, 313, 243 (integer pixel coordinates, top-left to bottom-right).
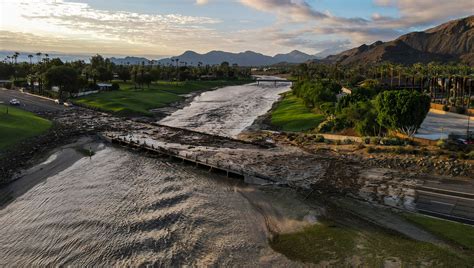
0, 52, 251, 99
292, 62, 473, 112
288, 62, 469, 137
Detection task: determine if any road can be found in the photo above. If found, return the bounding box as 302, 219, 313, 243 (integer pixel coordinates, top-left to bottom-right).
416, 109, 472, 140
0, 89, 66, 113
416, 179, 474, 224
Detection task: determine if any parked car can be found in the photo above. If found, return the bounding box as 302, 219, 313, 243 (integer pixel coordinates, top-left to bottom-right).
456, 138, 474, 145
63, 102, 73, 107
9, 99, 20, 106
54, 99, 62, 104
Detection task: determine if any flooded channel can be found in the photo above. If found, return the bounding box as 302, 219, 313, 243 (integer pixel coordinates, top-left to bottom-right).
160, 77, 291, 137
0, 79, 322, 266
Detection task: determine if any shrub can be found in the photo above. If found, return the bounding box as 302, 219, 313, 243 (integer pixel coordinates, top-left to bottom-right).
338, 101, 382, 136
314, 135, 325, 142
343, 138, 354, 144
442, 105, 450, 112
436, 140, 447, 149
381, 137, 404, 146
319, 102, 335, 116
363, 137, 371, 144
468, 151, 474, 160
111, 82, 120, 91
455, 106, 466, 115
370, 137, 381, 145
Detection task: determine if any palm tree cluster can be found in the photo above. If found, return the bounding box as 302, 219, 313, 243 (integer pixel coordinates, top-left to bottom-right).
292, 62, 474, 110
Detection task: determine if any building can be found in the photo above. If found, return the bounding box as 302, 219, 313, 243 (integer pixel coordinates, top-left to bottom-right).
97, 83, 113, 91
0, 79, 11, 88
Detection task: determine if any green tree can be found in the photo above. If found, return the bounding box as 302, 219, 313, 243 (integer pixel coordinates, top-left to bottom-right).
339, 101, 381, 136
375, 90, 431, 136
44, 66, 79, 99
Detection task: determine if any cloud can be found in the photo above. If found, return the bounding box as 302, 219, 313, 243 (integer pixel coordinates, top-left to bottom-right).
1, 0, 472, 57
239, 0, 327, 22
196, 0, 210, 5
0, 0, 225, 55
373, 0, 474, 28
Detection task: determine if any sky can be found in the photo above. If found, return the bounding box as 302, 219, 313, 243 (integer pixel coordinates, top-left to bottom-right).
0, 0, 473, 58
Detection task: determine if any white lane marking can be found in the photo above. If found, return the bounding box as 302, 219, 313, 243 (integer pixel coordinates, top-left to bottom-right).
418, 190, 474, 201
430, 200, 455, 206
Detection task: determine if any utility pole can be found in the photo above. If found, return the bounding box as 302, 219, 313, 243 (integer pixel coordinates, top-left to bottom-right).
468, 110, 471, 141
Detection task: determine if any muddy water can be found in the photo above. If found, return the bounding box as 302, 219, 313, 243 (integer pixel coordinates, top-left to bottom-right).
159, 77, 291, 137
0, 147, 319, 266
0, 79, 318, 266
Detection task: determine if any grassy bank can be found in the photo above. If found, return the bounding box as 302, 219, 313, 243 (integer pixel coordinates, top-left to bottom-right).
404, 213, 474, 250
271, 93, 325, 132
74, 80, 253, 117
0, 105, 52, 151
270, 219, 474, 266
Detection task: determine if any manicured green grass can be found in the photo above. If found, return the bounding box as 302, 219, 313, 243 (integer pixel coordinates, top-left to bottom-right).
271, 93, 325, 132
270, 220, 474, 266
404, 213, 474, 250
0, 105, 52, 150
74, 80, 252, 117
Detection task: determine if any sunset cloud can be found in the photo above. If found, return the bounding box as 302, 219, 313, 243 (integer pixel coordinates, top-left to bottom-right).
0, 0, 472, 57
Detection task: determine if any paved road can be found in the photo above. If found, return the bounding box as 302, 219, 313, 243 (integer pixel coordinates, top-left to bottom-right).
416, 179, 474, 224
416, 110, 472, 140
0, 89, 66, 113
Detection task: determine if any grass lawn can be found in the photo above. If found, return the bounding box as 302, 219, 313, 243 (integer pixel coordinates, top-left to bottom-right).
74, 80, 252, 117
271, 93, 325, 132
270, 220, 474, 266
0, 105, 52, 151
404, 213, 474, 250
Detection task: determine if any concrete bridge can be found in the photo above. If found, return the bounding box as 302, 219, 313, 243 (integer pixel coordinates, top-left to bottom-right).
254, 79, 293, 86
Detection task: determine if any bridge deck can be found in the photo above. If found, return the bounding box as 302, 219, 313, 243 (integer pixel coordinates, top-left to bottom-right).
254, 79, 292, 83
103, 133, 278, 183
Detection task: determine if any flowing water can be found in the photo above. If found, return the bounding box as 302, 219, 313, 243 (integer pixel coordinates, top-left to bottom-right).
0, 79, 319, 266
160, 77, 291, 137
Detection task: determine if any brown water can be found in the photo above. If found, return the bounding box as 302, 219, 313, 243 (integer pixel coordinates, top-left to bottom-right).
160, 76, 291, 137
0, 146, 317, 266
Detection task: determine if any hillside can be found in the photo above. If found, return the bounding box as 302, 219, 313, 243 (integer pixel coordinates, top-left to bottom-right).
325, 16, 474, 66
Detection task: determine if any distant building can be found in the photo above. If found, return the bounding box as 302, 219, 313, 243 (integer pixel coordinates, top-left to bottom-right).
97, 83, 113, 91
0, 79, 11, 88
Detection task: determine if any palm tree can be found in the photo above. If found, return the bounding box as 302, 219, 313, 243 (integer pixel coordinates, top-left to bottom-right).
36, 52, 42, 63
13, 52, 19, 64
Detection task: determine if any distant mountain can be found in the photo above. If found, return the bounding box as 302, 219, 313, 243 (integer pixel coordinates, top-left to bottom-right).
273, 50, 315, 63
156, 50, 316, 66
313, 47, 347, 59
109, 56, 152, 65
324, 15, 474, 66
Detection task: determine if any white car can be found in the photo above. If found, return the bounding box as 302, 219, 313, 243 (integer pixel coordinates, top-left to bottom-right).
63, 102, 73, 107
9, 99, 20, 106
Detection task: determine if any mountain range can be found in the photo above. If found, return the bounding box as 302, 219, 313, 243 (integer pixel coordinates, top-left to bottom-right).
109, 50, 319, 66
324, 15, 474, 66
